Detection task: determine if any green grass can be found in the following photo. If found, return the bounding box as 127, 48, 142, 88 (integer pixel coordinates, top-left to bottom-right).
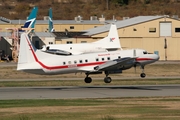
0, 99, 110, 108
1, 78, 180, 87
0, 97, 180, 120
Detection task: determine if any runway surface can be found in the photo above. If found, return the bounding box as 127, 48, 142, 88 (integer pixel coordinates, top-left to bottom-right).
0, 85, 180, 100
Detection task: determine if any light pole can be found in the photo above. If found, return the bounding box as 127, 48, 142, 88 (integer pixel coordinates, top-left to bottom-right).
164, 38, 167, 61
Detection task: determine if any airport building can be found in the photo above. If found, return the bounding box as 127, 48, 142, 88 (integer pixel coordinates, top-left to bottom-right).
0, 15, 180, 60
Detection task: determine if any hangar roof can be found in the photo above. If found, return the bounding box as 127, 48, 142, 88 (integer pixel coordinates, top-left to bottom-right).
82, 16, 164, 36
34, 32, 56, 37
0, 16, 166, 38
0, 32, 55, 37
0, 19, 116, 25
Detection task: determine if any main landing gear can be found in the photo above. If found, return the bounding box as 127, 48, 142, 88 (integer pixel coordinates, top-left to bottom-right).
84, 73, 92, 83
84, 72, 112, 83
104, 71, 112, 83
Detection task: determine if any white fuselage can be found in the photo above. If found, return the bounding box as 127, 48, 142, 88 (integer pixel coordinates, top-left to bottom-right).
42, 43, 120, 55
41, 24, 122, 55
18, 48, 159, 75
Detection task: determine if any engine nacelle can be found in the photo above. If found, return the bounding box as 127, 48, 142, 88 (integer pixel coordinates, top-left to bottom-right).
106, 70, 122, 74
46, 49, 72, 55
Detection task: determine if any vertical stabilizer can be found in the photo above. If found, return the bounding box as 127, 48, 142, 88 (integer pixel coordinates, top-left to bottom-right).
49, 8, 55, 32
23, 7, 38, 28
93, 24, 122, 50
17, 33, 37, 70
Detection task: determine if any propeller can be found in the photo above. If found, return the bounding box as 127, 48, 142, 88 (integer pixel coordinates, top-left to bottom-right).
134, 64, 137, 74
133, 49, 136, 57
133, 49, 137, 74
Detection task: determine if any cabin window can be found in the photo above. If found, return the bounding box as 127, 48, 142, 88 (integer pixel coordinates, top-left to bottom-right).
149, 28, 156, 33
67, 41, 72, 44
68, 61, 71, 64
85, 59, 88, 62
81, 41, 87, 43
63, 62, 66, 65
70, 26, 74, 29
49, 42, 53, 44
74, 60, 77, 64
79, 60, 83, 63
175, 28, 180, 32
107, 57, 110, 60
118, 56, 121, 59
96, 58, 99, 61
102, 58, 104, 61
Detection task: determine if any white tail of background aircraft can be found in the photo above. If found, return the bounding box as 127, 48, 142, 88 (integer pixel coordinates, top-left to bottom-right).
18, 31, 159, 83
42, 24, 122, 55
93, 24, 122, 50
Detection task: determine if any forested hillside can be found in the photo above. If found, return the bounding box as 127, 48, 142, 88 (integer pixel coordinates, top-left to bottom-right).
0, 0, 180, 20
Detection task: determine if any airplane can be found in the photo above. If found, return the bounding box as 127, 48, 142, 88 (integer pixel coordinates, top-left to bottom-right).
21, 6, 38, 29
48, 8, 55, 32
17, 31, 159, 83
42, 24, 122, 55
7, 6, 38, 32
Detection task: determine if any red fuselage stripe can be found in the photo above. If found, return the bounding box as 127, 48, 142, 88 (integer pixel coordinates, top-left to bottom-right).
136, 58, 154, 61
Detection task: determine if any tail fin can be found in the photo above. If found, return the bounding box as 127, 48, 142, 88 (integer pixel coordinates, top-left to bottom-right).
93, 24, 122, 50
22, 7, 38, 28
49, 8, 55, 32
17, 32, 37, 70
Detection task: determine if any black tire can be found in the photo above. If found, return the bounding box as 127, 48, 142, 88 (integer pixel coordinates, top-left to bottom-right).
104, 77, 112, 83
140, 73, 146, 78
84, 77, 92, 83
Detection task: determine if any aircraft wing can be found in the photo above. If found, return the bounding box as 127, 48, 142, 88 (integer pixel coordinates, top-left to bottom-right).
93, 57, 136, 71
78, 66, 96, 72
78, 57, 136, 73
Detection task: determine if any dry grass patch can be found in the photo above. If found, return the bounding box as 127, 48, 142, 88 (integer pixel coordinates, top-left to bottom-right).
0, 97, 180, 120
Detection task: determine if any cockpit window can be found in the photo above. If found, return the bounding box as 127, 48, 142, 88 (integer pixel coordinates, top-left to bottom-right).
143, 51, 153, 54
143, 51, 148, 54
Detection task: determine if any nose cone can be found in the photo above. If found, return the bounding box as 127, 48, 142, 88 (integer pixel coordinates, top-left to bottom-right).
154, 54, 160, 61
136, 53, 160, 65
147, 54, 160, 64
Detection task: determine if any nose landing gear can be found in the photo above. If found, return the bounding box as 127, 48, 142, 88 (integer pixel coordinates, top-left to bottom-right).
140, 65, 146, 78
140, 73, 146, 78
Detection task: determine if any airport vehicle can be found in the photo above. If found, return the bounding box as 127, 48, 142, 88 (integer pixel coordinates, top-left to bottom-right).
17, 31, 159, 83
42, 24, 122, 55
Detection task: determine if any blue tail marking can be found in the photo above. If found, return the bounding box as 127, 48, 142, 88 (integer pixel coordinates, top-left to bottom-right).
49, 8, 54, 32
22, 7, 38, 28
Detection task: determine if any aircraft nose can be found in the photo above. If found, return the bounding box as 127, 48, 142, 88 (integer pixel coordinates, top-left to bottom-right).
154, 54, 160, 61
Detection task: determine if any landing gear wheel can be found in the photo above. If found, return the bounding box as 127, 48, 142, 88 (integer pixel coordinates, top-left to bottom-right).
104, 77, 112, 83
140, 73, 146, 78
84, 77, 92, 83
